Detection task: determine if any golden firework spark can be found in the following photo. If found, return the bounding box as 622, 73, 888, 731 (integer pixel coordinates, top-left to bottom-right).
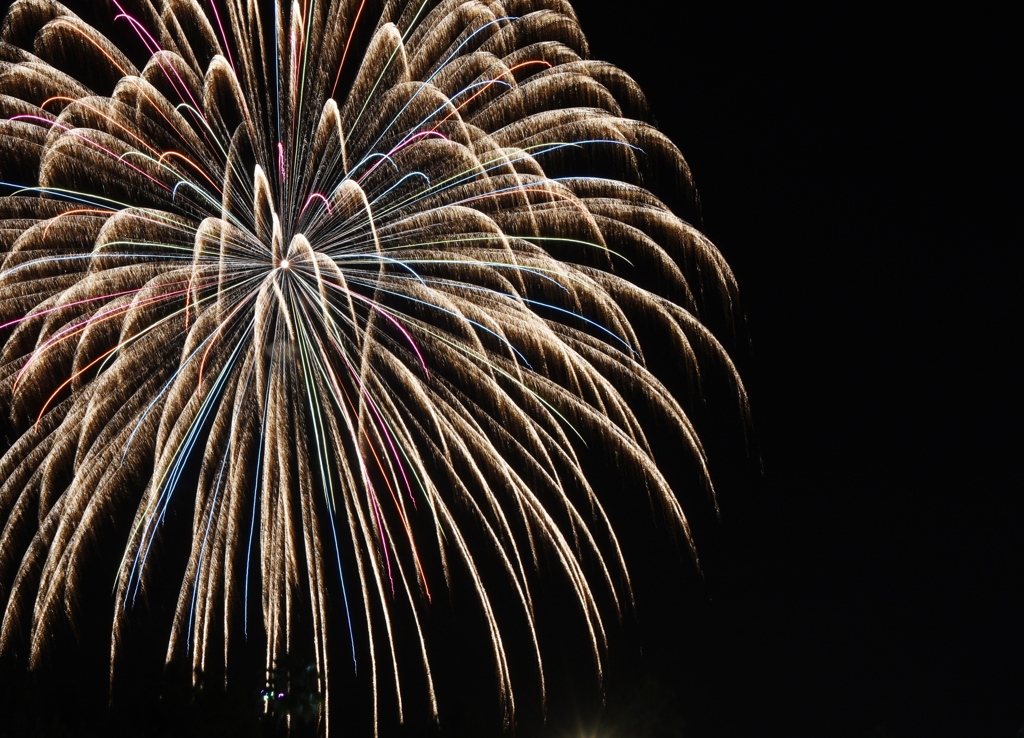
0, 0, 746, 733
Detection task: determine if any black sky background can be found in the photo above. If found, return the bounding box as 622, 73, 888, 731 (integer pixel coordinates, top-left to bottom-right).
567, 2, 1021, 737
0, 1, 1020, 736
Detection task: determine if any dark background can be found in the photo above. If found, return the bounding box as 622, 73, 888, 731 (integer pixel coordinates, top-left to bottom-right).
566, 1, 1022, 737
1, 1, 1020, 736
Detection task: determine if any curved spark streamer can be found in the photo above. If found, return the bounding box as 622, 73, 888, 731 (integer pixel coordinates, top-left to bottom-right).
0, 1, 748, 734
299, 192, 335, 219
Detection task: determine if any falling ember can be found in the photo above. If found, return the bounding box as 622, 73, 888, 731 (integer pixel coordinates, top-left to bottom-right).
0, 0, 747, 734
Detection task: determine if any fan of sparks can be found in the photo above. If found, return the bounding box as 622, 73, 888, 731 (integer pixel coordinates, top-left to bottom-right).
0, 0, 745, 731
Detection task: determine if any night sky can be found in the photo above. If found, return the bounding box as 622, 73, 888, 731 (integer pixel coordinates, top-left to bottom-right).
0, 1, 1020, 737
569, 2, 1021, 737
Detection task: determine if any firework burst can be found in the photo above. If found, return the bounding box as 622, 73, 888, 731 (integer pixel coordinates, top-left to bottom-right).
0, 0, 745, 731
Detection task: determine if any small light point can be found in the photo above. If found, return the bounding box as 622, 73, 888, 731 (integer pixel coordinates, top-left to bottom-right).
280, 259, 290, 270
